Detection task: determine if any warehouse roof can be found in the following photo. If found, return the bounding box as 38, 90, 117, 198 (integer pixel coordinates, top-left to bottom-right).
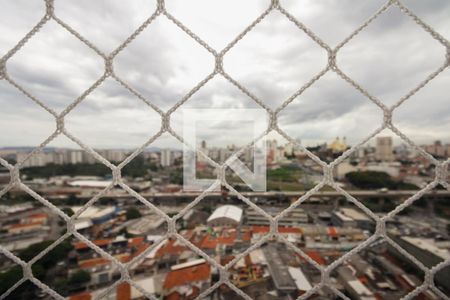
68, 180, 112, 188
340, 208, 371, 221
207, 205, 243, 224
288, 267, 312, 292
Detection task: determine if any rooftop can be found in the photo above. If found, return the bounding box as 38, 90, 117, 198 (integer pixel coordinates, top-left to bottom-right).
163, 263, 211, 290
68, 180, 112, 188
207, 205, 243, 224
402, 236, 450, 260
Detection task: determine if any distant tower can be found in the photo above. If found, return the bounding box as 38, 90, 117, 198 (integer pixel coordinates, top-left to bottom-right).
434, 140, 445, 157
201, 140, 207, 149
375, 137, 394, 162
160, 149, 173, 167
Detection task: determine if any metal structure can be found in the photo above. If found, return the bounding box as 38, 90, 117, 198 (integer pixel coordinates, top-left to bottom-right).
0, 0, 449, 299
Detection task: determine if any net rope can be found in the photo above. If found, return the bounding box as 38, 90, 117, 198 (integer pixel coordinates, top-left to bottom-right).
0, 0, 449, 299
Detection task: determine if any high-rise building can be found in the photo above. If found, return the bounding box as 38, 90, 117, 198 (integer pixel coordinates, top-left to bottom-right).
434, 140, 445, 157
160, 149, 173, 167
267, 139, 283, 163
16, 152, 52, 167
65, 150, 83, 164
197, 140, 209, 163
99, 150, 127, 163
375, 136, 394, 162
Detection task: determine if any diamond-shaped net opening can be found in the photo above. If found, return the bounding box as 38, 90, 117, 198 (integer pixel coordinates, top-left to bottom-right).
1, 0, 449, 299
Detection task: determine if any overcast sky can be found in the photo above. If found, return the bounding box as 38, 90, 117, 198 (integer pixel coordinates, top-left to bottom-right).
0, 0, 449, 151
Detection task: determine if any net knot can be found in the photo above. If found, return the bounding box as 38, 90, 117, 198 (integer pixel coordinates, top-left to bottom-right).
23, 265, 33, 279
67, 221, 76, 234
214, 55, 224, 74
323, 166, 333, 184
104, 57, 114, 76
10, 167, 20, 185
157, 0, 165, 13
328, 49, 337, 70
383, 109, 392, 125
45, 0, 54, 19
112, 167, 122, 185
167, 220, 177, 235
56, 117, 64, 133
271, 0, 280, 9
269, 112, 278, 129
436, 163, 448, 185
376, 220, 386, 235
161, 113, 170, 130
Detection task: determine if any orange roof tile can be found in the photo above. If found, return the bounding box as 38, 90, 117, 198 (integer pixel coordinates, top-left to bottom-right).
163, 263, 211, 290
220, 255, 235, 266
128, 236, 145, 248
198, 229, 237, 250
118, 254, 131, 263
327, 227, 338, 238
242, 229, 252, 242
305, 250, 325, 265
244, 254, 252, 267
74, 239, 112, 250
28, 213, 48, 219
10, 221, 44, 229
251, 226, 270, 234
374, 293, 384, 300
69, 292, 91, 300
358, 275, 369, 284
201, 237, 217, 249
79, 257, 111, 269
165, 292, 181, 300
132, 243, 150, 258
218, 230, 237, 245
251, 226, 302, 234
157, 239, 186, 257
116, 282, 131, 300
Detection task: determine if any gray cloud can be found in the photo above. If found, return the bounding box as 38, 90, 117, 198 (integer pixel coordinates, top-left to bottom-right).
0, 0, 449, 150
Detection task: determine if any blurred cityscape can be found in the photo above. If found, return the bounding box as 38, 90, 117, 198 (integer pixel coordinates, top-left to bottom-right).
0, 136, 449, 300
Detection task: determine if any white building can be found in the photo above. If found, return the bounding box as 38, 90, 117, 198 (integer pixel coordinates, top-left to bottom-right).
98, 150, 127, 163
160, 149, 173, 167
16, 152, 53, 167
376, 136, 394, 162
66, 150, 84, 164
207, 205, 243, 227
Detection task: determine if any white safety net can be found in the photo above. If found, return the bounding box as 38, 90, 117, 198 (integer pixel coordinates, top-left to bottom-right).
0, 0, 449, 299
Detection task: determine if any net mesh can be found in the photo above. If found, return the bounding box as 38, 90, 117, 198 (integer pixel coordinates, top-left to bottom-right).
0, 0, 449, 299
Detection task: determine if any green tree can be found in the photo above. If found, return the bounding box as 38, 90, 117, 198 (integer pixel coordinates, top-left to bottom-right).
68, 270, 91, 285
122, 155, 148, 178
169, 172, 183, 185
0, 266, 22, 295
54, 278, 69, 295
67, 194, 80, 206
345, 171, 418, 190
31, 264, 46, 280
19, 240, 73, 269
62, 207, 74, 217
126, 207, 141, 220
1, 240, 73, 297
